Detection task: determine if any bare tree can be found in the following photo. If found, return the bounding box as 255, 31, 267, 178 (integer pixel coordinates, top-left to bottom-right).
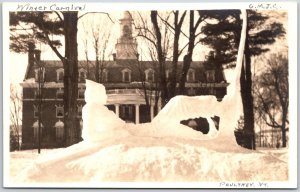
80, 14, 113, 82
132, 11, 173, 106
253, 53, 288, 147
81, 21, 91, 79
10, 84, 22, 151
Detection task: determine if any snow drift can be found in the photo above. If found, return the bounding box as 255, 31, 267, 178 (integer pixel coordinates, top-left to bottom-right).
12, 10, 288, 185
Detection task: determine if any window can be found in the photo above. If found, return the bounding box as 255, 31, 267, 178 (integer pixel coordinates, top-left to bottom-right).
33, 105, 38, 118
101, 69, 108, 82
54, 120, 64, 140
187, 69, 195, 82
120, 105, 133, 119
56, 105, 64, 118
145, 68, 155, 82
77, 105, 83, 117
33, 120, 43, 141
78, 89, 84, 99
206, 70, 215, 83
56, 68, 64, 82
34, 89, 42, 99
166, 70, 171, 80
123, 25, 130, 37
34, 67, 45, 82
56, 88, 64, 99
79, 68, 87, 82
80, 120, 83, 131
122, 68, 131, 82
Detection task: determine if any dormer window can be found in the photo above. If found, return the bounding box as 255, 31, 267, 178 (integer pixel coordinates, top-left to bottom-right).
122, 68, 131, 82
56, 105, 64, 118
206, 70, 215, 83
145, 68, 155, 82
187, 69, 195, 82
56, 68, 64, 82
79, 68, 87, 83
34, 67, 45, 82
101, 69, 108, 82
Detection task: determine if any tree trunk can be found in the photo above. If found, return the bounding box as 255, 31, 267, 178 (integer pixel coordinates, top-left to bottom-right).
63, 12, 79, 147
179, 11, 196, 95
169, 11, 182, 98
151, 11, 168, 106
240, 13, 255, 150
95, 56, 100, 83
281, 107, 287, 147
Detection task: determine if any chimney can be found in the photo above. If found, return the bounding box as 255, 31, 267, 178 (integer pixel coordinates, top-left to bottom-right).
34, 49, 41, 65
113, 53, 116, 61
28, 42, 35, 67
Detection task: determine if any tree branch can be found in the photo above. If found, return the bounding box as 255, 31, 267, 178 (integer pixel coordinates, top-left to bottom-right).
78, 12, 115, 23
54, 11, 63, 22
158, 13, 189, 39
44, 32, 64, 61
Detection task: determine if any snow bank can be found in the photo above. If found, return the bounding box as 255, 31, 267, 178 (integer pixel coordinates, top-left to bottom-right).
13, 138, 288, 183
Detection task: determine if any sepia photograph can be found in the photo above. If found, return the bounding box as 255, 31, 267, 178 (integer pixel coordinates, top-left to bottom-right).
3, 2, 297, 188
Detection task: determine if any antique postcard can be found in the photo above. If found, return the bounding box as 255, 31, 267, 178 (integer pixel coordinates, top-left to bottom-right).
3, 2, 298, 188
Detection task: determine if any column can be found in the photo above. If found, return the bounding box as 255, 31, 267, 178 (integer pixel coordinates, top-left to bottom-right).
135, 104, 140, 124
115, 104, 120, 117
150, 105, 154, 120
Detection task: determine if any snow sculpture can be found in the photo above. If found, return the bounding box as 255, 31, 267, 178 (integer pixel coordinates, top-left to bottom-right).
81, 10, 247, 144
81, 80, 126, 142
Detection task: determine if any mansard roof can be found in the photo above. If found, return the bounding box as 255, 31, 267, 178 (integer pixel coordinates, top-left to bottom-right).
36, 59, 205, 70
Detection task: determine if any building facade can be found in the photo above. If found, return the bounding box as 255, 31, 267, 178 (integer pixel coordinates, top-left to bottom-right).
21, 11, 229, 149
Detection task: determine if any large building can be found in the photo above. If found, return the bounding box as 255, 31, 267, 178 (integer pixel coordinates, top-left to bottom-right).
21, 11, 229, 149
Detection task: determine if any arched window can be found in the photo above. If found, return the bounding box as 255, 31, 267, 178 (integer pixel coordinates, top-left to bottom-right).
145, 68, 155, 82
56, 88, 64, 99
122, 68, 131, 82
32, 120, 43, 142
56, 68, 64, 82
78, 68, 87, 82
54, 120, 64, 140
187, 68, 195, 82
123, 25, 131, 37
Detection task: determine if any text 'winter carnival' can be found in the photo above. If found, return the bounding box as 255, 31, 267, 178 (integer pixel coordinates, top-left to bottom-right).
16, 3, 86, 11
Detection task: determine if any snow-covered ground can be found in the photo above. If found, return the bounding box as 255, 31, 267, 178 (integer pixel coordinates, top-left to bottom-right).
10, 141, 288, 184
